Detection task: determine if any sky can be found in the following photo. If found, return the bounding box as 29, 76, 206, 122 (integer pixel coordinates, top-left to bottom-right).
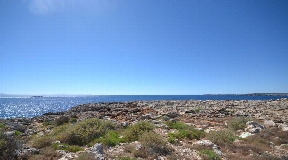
1, 0, 288, 95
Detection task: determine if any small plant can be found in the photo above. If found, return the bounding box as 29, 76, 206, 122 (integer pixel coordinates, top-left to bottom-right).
166, 121, 190, 130
70, 118, 77, 123
55, 116, 69, 126
32, 134, 54, 148
93, 130, 126, 147
139, 131, 171, 155
42, 121, 55, 126
15, 130, 22, 136
0, 129, 18, 159
52, 143, 83, 152
0, 123, 5, 129
199, 149, 221, 160
195, 108, 202, 113
167, 135, 177, 144
206, 129, 237, 146
32, 118, 118, 148
124, 121, 154, 142
166, 121, 205, 142
227, 116, 252, 131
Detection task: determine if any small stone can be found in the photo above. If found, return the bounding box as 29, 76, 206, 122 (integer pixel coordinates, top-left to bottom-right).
264, 120, 276, 128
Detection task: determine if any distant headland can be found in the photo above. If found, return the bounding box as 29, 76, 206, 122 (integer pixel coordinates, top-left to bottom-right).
203, 93, 288, 96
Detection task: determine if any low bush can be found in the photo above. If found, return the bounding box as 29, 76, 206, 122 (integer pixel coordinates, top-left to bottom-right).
124, 121, 154, 142
32, 118, 118, 148
227, 116, 252, 131
52, 143, 83, 153
167, 121, 205, 142
66, 118, 117, 145
70, 118, 77, 123
139, 131, 171, 155
93, 130, 126, 147
206, 129, 237, 146
15, 130, 22, 136
55, 116, 69, 126
0, 129, 19, 159
199, 149, 221, 160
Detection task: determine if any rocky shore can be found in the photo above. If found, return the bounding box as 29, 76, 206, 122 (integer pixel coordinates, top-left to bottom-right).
1, 98, 288, 159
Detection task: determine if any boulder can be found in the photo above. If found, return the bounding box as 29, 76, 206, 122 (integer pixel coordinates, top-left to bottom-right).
245, 121, 265, 133
88, 143, 105, 160
278, 124, 288, 131
264, 120, 276, 128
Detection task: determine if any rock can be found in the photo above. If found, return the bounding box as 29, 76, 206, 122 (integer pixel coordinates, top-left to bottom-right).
245, 121, 265, 133
121, 121, 129, 127
278, 124, 288, 131
167, 112, 179, 118
194, 140, 214, 146
239, 132, 254, 138
185, 110, 196, 114
88, 143, 105, 160
264, 120, 276, 128
16, 146, 40, 159
57, 150, 77, 160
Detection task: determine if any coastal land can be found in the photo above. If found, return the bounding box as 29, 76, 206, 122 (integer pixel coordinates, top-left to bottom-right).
1, 98, 288, 159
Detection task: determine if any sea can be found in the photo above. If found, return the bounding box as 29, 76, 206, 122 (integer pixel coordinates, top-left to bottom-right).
1, 95, 288, 119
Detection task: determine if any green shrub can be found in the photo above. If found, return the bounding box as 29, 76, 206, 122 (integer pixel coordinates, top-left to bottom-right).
70, 118, 77, 123
32, 135, 54, 148
227, 117, 252, 131
199, 149, 221, 160
93, 130, 126, 147
15, 130, 22, 136
55, 116, 70, 126
66, 118, 116, 145
206, 129, 237, 146
0, 129, 18, 159
0, 123, 5, 129
195, 108, 202, 113
52, 143, 83, 152
167, 136, 177, 144
32, 118, 118, 148
139, 131, 171, 155
124, 121, 154, 142
166, 121, 191, 130
42, 121, 55, 126
167, 121, 205, 142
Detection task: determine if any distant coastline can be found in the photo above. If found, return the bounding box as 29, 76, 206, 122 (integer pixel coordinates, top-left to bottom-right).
203, 93, 288, 96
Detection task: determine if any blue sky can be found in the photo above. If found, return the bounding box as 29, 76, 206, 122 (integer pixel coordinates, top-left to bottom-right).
1, 0, 288, 95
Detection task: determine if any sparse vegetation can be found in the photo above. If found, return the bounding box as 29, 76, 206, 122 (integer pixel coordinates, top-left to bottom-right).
199, 149, 221, 160
227, 116, 252, 131
206, 129, 237, 146
124, 121, 154, 142
139, 131, 172, 155
52, 143, 83, 152
55, 116, 70, 126
32, 118, 119, 148
92, 130, 126, 147
167, 121, 205, 143
0, 128, 19, 159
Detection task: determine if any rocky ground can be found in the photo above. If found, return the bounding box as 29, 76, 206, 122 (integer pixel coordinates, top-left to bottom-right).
1, 98, 288, 159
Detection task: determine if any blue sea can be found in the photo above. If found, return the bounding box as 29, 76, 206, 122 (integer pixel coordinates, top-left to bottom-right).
1, 95, 288, 119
